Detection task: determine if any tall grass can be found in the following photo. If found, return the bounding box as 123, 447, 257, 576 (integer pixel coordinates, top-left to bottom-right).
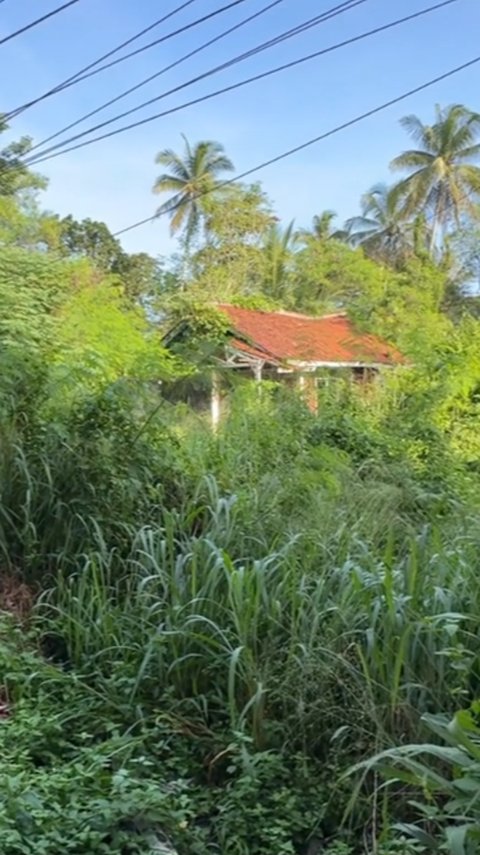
0, 389, 186, 577
2, 380, 479, 847
37, 477, 480, 760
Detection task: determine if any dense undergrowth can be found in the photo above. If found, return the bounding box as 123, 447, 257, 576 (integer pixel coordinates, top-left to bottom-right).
2, 110, 480, 852
1, 378, 480, 854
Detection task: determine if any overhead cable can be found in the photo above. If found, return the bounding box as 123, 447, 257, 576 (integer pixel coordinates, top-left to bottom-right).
6, 0, 249, 119
26, 0, 462, 166
29, 0, 290, 154
23, 0, 376, 161
0, 0, 80, 46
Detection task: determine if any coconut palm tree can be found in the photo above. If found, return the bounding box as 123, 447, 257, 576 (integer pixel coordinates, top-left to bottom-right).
298, 210, 347, 244
263, 220, 298, 299
390, 104, 480, 250
153, 135, 234, 247
344, 183, 414, 264
310, 210, 338, 240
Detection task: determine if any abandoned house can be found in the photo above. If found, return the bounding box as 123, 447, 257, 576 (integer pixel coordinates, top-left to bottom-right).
165, 304, 403, 425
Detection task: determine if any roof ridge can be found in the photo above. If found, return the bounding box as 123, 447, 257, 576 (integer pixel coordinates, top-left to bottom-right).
272, 309, 315, 318
314, 311, 347, 320
216, 303, 347, 321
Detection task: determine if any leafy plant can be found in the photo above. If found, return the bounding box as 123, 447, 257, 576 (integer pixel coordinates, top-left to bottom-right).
356, 704, 480, 855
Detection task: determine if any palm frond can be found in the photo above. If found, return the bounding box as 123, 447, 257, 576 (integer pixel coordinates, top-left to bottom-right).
154, 149, 190, 181
155, 193, 188, 235
153, 175, 187, 194
457, 164, 480, 197
390, 151, 435, 172
455, 143, 480, 162
399, 114, 431, 148
345, 215, 380, 234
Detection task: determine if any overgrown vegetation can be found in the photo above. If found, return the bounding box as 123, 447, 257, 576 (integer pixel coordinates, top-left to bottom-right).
1, 106, 480, 853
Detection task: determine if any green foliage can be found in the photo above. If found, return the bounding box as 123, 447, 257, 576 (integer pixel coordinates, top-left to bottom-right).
191, 182, 275, 298
51, 280, 181, 397
449, 220, 480, 290
0, 247, 87, 418
115, 251, 164, 301
0, 246, 185, 419
0, 119, 46, 197
261, 219, 298, 301
2, 380, 475, 851
0, 246, 77, 356
361, 703, 480, 855
299, 210, 343, 243
0, 623, 326, 855
57, 215, 122, 267
344, 183, 418, 266
202, 182, 275, 246
229, 293, 281, 311
0, 386, 187, 576
167, 301, 231, 342
349, 256, 450, 357
1, 369, 480, 852
162, 302, 232, 389
0, 625, 192, 854
55, 215, 164, 301
292, 237, 391, 312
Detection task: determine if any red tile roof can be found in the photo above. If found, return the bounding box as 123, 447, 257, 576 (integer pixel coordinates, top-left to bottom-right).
218, 305, 403, 366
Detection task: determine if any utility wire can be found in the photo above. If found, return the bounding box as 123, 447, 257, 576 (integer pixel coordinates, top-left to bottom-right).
26, 0, 462, 166
6, 0, 249, 119
112, 54, 480, 238
24, 0, 373, 162
44, 0, 262, 88
5, 0, 201, 119
29, 0, 290, 154
0, 0, 80, 46
25, 0, 368, 160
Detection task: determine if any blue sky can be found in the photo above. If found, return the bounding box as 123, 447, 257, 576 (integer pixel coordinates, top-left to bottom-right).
1, 0, 479, 258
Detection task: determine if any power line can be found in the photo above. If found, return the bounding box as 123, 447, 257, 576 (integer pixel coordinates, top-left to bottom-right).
25, 0, 369, 161
6, 0, 249, 120
28, 0, 364, 157
0, 0, 80, 46
26, 0, 462, 166
45, 0, 262, 88
28, 0, 289, 155
113, 54, 480, 238
5, 0, 202, 120
22, 0, 376, 163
